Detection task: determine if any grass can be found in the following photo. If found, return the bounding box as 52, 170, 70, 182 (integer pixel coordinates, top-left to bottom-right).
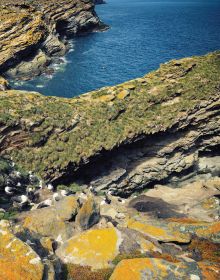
0, 51, 219, 182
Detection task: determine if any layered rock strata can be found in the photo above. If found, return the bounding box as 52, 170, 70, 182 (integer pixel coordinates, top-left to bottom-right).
0, 52, 219, 196
0, 0, 107, 80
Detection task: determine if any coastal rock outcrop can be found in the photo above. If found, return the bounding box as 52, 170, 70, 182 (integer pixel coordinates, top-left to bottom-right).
0, 52, 219, 196
0, 0, 107, 79
0, 220, 44, 280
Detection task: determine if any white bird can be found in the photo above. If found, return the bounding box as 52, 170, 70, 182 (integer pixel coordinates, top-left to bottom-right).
13, 195, 29, 205
47, 184, 54, 191
26, 239, 35, 246
5, 186, 14, 195
100, 200, 106, 206
60, 190, 69, 196
15, 171, 21, 177
16, 182, 21, 187
38, 180, 43, 189
53, 193, 60, 201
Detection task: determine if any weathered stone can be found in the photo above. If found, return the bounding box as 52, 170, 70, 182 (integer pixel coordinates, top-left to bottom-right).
126, 218, 191, 243
109, 258, 204, 280
56, 228, 123, 269
76, 197, 100, 230
20, 196, 78, 240
0, 221, 44, 280
54, 196, 78, 221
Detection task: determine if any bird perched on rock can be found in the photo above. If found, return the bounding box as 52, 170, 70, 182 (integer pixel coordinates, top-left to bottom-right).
53, 193, 60, 201
12, 195, 29, 208
47, 184, 54, 191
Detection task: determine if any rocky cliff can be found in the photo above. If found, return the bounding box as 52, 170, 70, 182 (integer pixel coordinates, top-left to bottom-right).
0, 51, 220, 279
0, 51, 220, 196
0, 0, 107, 80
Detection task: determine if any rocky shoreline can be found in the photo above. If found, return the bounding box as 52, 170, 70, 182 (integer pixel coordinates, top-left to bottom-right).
0, 0, 108, 81
0, 0, 220, 279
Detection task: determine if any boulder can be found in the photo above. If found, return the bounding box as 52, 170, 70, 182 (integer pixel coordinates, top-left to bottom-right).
109, 258, 206, 280
20, 196, 78, 240
54, 196, 78, 221
76, 197, 100, 230
56, 228, 123, 270
0, 220, 44, 280
126, 218, 191, 243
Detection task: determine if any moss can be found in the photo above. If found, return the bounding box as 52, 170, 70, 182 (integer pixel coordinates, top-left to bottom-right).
65, 264, 113, 280
0, 210, 17, 221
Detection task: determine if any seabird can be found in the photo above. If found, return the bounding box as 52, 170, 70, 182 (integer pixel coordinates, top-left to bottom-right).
47, 184, 54, 191
12, 195, 29, 205
100, 200, 106, 206
5, 186, 15, 195
53, 193, 60, 201
38, 180, 43, 189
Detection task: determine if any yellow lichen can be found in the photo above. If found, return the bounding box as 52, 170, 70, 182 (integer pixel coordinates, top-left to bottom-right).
127, 219, 190, 243
57, 228, 122, 270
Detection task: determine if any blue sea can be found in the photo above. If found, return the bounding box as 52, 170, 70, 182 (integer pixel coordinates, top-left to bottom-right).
13, 0, 220, 97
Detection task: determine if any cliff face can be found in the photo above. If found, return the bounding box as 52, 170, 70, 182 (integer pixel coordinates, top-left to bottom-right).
0, 52, 219, 195
0, 0, 107, 80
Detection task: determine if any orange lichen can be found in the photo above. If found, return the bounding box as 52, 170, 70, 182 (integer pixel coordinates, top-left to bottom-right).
188, 238, 220, 263
196, 222, 220, 237
0, 228, 43, 280
109, 258, 185, 280
166, 218, 201, 224
198, 262, 220, 280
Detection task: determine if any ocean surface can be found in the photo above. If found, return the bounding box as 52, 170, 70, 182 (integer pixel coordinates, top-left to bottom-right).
13, 0, 220, 97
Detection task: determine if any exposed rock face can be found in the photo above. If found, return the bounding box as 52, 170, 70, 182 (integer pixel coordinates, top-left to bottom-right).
0, 220, 44, 280
76, 197, 100, 230
56, 228, 122, 269
0, 52, 219, 196
0, 0, 107, 79
109, 258, 214, 280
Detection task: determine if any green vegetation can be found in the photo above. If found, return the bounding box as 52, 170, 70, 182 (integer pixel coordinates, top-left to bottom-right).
0, 52, 219, 182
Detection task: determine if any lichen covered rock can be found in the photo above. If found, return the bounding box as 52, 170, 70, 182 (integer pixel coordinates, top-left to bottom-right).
56, 228, 123, 269
0, 220, 44, 280
76, 197, 100, 230
109, 258, 206, 280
